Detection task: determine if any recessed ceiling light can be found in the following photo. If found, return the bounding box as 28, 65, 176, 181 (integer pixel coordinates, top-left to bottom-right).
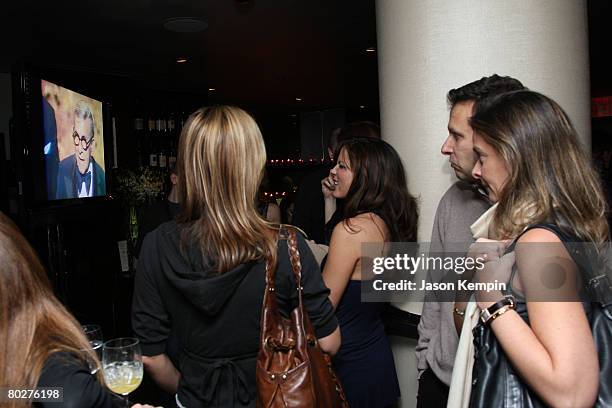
163, 17, 208, 33
359, 105, 366, 109
295, 97, 302, 101
208, 88, 216, 91
366, 47, 376, 53
176, 57, 188, 63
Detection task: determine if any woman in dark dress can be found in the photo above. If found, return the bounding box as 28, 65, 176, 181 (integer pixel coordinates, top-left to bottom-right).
132, 106, 340, 407
321, 138, 419, 407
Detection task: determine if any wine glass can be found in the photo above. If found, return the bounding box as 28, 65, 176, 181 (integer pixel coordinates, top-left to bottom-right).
82, 324, 103, 373
102, 337, 143, 407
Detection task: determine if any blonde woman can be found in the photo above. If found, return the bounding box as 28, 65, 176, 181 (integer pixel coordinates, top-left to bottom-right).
467, 90, 608, 407
132, 106, 340, 407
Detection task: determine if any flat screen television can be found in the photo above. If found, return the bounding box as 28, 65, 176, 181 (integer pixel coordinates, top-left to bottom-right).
11, 65, 112, 208
42, 79, 106, 200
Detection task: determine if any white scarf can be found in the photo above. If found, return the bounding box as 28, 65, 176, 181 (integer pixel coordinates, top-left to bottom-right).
446, 203, 498, 408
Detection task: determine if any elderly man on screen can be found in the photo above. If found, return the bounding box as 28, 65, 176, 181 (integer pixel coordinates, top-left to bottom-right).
56, 101, 106, 199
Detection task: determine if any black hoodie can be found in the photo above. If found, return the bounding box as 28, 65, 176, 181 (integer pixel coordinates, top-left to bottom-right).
132, 221, 337, 407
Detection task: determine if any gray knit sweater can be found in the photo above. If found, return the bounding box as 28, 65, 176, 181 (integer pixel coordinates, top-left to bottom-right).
415, 181, 490, 386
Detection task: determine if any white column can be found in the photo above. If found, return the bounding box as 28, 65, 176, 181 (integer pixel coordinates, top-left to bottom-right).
375, 1, 590, 406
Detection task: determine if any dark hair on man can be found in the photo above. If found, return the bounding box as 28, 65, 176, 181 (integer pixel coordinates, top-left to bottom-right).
338, 137, 418, 242
447, 74, 525, 107
329, 121, 381, 159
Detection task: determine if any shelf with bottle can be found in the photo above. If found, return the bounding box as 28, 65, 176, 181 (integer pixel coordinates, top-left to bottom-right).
132, 112, 183, 173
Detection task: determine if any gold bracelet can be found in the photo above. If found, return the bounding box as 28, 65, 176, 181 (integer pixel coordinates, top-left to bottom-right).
482, 304, 513, 326
480, 295, 515, 325
453, 307, 466, 317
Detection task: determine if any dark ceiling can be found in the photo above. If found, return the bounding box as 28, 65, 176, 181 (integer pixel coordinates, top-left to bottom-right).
1, 0, 611, 111
1, 0, 379, 111
588, 0, 612, 97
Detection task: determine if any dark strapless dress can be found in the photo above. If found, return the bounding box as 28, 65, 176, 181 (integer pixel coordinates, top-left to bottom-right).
333, 280, 401, 408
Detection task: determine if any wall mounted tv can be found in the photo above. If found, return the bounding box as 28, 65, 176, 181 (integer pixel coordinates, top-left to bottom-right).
42, 79, 106, 200
11, 66, 112, 208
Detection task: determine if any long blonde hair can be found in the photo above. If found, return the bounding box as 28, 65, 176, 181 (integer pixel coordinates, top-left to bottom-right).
0, 213, 103, 405
177, 106, 278, 273
470, 90, 609, 245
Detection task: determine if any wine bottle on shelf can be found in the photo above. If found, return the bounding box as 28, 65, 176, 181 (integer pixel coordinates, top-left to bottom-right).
168, 113, 177, 170
158, 117, 167, 169
167, 112, 176, 137
179, 111, 187, 131
148, 117, 158, 168
134, 117, 145, 168
168, 140, 177, 171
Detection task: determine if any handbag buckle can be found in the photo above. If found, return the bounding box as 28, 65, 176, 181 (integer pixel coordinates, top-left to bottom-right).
265, 336, 295, 352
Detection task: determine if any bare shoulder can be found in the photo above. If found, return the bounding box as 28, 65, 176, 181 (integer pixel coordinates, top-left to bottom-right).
333, 212, 387, 242
516, 228, 562, 244
514, 227, 570, 267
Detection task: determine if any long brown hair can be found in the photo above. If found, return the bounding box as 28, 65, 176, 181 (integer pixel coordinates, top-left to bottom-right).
470, 90, 609, 244
0, 213, 103, 405
176, 106, 278, 273
340, 137, 419, 242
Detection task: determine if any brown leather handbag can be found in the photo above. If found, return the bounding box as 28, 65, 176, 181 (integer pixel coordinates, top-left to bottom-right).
256, 226, 348, 408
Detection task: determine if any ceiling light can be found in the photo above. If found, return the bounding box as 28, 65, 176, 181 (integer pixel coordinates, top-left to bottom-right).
366, 47, 376, 53
295, 97, 302, 102
359, 105, 366, 109
208, 88, 216, 91
164, 17, 208, 33
176, 57, 188, 63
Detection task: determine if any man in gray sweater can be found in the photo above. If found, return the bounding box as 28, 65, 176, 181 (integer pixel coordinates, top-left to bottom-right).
415, 75, 525, 408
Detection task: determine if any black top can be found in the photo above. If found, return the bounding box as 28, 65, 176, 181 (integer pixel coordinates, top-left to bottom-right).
135, 200, 181, 257
292, 165, 332, 244
132, 221, 338, 407
35, 352, 118, 408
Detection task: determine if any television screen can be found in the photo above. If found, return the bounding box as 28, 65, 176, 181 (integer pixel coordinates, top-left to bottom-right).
42, 79, 106, 200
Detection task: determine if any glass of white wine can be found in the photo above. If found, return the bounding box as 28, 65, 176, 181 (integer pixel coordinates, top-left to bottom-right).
82, 324, 103, 361
102, 337, 143, 407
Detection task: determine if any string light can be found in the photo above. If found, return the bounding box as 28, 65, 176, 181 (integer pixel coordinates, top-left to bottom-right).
262, 191, 295, 198
266, 157, 333, 166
